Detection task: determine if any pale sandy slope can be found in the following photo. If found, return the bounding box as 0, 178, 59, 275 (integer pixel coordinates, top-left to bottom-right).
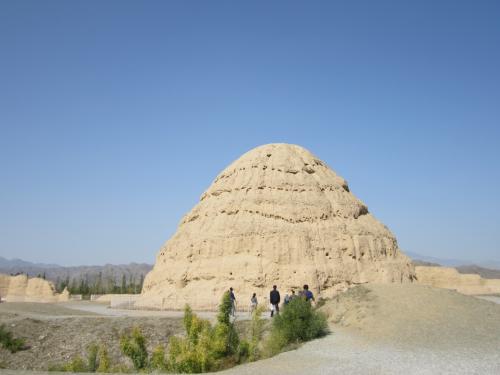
223, 284, 500, 375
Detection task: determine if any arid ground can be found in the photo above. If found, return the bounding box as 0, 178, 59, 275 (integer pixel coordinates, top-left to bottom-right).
1, 285, 500, 374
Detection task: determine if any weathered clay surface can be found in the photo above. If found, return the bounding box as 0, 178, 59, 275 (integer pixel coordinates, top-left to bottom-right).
0, 273, 69, 302
137, 144, 415, 310
416, 266, 500, 295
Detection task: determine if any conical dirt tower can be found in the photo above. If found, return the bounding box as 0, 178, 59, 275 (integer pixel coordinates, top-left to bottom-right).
137, 144, 414, 310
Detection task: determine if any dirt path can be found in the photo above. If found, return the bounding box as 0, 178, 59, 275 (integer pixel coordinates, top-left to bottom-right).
59, 301, 255, 322
223, 328, 500, 375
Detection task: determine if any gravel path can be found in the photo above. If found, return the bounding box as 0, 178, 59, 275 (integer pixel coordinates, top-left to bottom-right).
61, 301, 255, 321
222, 328, 500, 375
0, 301, 254, 323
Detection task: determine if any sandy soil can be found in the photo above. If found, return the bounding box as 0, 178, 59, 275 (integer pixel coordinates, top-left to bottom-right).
2, 285, 500, 374
319, 283, 500, 350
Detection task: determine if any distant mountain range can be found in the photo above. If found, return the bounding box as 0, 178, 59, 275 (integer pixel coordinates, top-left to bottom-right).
2, 252, 500, 287
406, 252, 500, 279
0, 256, 153, 288
405, 251, 500, 270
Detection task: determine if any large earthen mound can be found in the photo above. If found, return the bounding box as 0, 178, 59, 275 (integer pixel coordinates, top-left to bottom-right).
137, 144, 414, 310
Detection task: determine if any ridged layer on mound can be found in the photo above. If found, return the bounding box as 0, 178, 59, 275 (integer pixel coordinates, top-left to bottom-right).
137, 144, 414, 310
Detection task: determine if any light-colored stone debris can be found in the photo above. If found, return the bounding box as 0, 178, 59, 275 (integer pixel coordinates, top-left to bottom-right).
137, 143, 415, 310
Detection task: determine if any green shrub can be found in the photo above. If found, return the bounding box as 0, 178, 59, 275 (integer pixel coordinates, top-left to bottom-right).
212, 292, 239, 357
150, 345, 167, 371
247, 306, 266, 361
168, 293, 243, 373
65, 356, 88, 372
237, 339, 249, 361
47, 363, 66, 372
217, 291, 233, 325
183, 304, 194, 334
0, 324, 26, 353
97, 344, 111, 373
120, 327, 148, 371
168, 318, 216, 373
86, 343, 99, 372
48, 342, 111, 373
262, 329, 288, 358
264, 297, 328, 355
168, 334, 206, 373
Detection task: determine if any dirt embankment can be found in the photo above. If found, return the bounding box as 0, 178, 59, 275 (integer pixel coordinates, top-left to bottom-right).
320, 283, 500, 350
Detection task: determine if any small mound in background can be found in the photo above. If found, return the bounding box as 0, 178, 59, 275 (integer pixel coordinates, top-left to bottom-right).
320, 283, 500, 350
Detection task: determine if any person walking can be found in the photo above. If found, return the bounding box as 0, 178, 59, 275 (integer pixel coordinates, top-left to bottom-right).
302, 284, 315, 302
269, 285, 280, 317
250, 293, 258, 314
285, 289, 296, 304
229, 287, 236, 316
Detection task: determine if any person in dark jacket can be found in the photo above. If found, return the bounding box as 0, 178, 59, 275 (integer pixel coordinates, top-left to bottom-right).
269, 285, 280, 317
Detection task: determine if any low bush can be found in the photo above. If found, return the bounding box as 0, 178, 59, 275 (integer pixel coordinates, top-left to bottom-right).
120, 326, 149, 371
168, 293, 244, 373
264, 297, 328, 356
48, 342, 113, 373
86, 343, 99, 372
247, 306, 266, 361
150, 345, 168, 371
0, 324, 26, 353
65, 356, 88, 372
97, 344, 111, 373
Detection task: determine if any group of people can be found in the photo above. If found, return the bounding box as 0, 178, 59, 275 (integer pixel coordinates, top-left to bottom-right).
228, 284, 315, 317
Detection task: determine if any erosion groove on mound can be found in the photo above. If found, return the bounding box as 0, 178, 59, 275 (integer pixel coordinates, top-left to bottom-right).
137, 144, 415, 310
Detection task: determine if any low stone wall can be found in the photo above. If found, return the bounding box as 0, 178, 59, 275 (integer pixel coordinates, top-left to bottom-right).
109, 294, 141, 309
415, 266, 500, 295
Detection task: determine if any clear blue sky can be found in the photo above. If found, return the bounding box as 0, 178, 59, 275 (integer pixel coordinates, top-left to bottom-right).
1, 1, 499, 266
